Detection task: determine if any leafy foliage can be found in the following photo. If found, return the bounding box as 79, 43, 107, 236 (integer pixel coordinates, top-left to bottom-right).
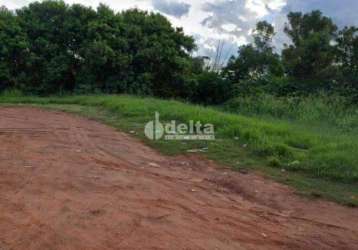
336, 26, 358, 100
188, 71, 232, 105
223, 21, 284, 96
223, 10, 358, 100
281, 11, 338, 92
1, 2, 358, 104
0, 1, 196, 97
0, 7, 28, 91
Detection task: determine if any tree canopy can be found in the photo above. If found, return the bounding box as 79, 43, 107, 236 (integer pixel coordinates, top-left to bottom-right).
0, 1, 195, 96
225, 10, 358, 99
282, 11, 338, 89
0, 1, 358, 104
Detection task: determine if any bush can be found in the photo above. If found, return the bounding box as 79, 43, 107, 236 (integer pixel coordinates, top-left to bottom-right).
188, 71, 233, 105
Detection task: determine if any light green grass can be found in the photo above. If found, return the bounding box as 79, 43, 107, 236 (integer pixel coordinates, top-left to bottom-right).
224, 93, 358, 131
1, 93, 358, 206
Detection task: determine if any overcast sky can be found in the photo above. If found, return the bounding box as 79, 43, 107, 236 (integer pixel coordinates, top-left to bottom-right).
1, 0, 358, 62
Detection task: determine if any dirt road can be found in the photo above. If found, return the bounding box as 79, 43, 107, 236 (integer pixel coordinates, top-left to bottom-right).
0, 107, 357, 250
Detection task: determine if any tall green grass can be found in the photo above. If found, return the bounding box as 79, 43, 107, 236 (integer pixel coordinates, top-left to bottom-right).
1, 93, 358, 205
224, 94, 358, 131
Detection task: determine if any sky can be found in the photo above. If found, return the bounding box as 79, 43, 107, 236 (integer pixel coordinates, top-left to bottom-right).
1, 0, 358, 63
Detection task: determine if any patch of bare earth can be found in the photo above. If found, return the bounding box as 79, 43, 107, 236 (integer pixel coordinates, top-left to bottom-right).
0, 107, 357, 250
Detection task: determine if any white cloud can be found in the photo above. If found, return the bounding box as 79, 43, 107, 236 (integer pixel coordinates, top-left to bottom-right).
152, 0, 190, 18
222, 23, 238, 32
0, 0, 31, 9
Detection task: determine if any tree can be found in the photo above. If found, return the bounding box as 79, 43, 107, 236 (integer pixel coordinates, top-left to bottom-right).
7, 1, 196, 97
336, 26, 358, 93
0, 7, 28, 91
223, 21, 283, 95
16, 1, 98, 94
254, 20, 275, 53
282, 10, 338, 90
75, 4, 130, 93
119, 9, 196, 97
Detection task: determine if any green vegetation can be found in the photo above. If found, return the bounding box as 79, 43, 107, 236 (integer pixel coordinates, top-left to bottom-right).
224, 93, 358, 130
1, 93, 357, 206
224, 11, 357, 101
1, 2, 357, 103
0, 1, 196, 97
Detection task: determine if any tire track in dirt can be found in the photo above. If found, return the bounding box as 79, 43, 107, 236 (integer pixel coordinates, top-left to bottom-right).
0, 107, 357, 250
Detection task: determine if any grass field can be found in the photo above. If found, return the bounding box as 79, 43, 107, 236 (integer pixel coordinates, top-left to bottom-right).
1, 93, 358, 206
224, 93, 358, 131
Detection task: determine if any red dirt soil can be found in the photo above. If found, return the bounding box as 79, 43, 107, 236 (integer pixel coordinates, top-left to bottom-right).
0, 107, 357, 250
